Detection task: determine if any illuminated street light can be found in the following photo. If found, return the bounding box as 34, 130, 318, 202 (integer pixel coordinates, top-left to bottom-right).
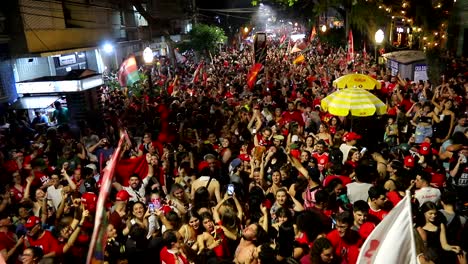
103, 43, 113, 53
321, 25, 327, 32
244, 27, 249, 33
374, 29, 384, 64
143, 47, 153, 64
143, 47, 153, 90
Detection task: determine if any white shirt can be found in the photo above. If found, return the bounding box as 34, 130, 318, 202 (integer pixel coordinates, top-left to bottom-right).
123, 176, 152, 203
347, 182, 373, 204
47, 185, 63, 210
415, 186, 441, 205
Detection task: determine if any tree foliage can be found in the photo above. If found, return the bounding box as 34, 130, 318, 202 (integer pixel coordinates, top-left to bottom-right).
183, 24, 227, 56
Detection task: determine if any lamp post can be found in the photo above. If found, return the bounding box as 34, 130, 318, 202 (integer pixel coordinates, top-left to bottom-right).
143, 47, 154, 90
374, 29, 384, 64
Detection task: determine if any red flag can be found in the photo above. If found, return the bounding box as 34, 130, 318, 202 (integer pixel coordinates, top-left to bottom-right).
363, 41, 368, 60
115, 155, 149, 185
309, 26, 317, 43
247, 63, 263, 90
87, 131, 126, 264
118, 56, 140, 87
202, 72, 207, 87
192, 62, 203, 83
347, 30, 354, 64
167, 75, 178, 95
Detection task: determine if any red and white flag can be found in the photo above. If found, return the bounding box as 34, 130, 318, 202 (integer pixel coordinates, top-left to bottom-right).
192, 61, 204, 83
357, 191, 417, 264
347, 30, 354, 64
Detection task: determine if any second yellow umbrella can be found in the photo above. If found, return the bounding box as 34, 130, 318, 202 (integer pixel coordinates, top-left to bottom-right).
333, 73, 381, 90
321, 87, 387, 117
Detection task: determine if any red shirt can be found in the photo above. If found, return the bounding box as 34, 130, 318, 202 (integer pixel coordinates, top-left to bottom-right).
367, 206, 388, 224
326, 229, 362, 264
312, 152, 329, 172
25, 230, 62, 255
281, 110, 305, 127
0, 231, 16, 252
160, 246, 188, 264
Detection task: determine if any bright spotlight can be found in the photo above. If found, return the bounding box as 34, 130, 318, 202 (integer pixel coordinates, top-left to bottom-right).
321, 25, 327, 32
103, 43, 113, 53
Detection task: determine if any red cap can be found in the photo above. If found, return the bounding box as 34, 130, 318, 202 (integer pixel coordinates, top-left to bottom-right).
419, 142, 431, 156
116, 190, 130, 202
404, 156, 415, 168
25, 216, 41, 229
290, 149, 301, 159
238, 154, 251, 162
81, 192, 97, 213
343, 132, 361, 142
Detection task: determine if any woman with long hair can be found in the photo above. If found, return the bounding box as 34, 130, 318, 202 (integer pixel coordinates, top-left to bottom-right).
168, 183, 191, 216
276, 222, 295, 261
123, 201, 148, 236
192, 186, 213, 215
310, 237, 337, 264
266, 170, 283, 197
416, 201, 461, 259
179, 210, 202, 250
270, 188, 304, 224
21, 246, 44, 264
196, 212, 230, 259
314, 123, 333, 146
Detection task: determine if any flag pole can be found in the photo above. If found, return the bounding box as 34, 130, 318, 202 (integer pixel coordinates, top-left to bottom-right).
406, 190, 417, 262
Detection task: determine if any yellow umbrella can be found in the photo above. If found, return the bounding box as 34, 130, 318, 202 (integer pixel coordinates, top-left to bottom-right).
321, 87, 387, 117
333, 73, 381, 90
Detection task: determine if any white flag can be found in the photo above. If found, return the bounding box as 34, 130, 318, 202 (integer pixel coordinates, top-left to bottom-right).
357, 191, 417, 264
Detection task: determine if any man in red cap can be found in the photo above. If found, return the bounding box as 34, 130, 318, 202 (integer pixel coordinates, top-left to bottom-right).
339, 132, 361, 164
23, 216, 62, 261
109, 190, 129, 235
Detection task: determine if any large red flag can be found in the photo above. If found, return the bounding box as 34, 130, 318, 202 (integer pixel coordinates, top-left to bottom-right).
87, 131, 126, 264
347, 30, 354, 64
247, 63, 263, 90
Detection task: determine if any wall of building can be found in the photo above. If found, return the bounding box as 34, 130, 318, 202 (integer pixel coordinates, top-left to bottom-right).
13, 57, 51, 82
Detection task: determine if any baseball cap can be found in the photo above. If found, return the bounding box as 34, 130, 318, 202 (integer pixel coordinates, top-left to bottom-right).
204, 154, 216, 161
85, 163, 97, 172
238, 154, 250, 162
419, 142, 431, 156
404, 156, 415, 168
116, 190, 130, 202
229, 158, 242, 173
25, 216, 41, 229
343, 132, 361, 142
273, 135, 284, 141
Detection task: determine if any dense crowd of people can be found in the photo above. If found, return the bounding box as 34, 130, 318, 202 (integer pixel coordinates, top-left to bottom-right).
0, 40, 468, 264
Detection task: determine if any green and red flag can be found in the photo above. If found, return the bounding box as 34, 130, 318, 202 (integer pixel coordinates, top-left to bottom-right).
118, 56, 140, 87
247, 63, 263, 90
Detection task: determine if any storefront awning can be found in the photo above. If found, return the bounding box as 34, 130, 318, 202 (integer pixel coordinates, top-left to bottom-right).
16, 70, 103, 94
11, 96, 60, 109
